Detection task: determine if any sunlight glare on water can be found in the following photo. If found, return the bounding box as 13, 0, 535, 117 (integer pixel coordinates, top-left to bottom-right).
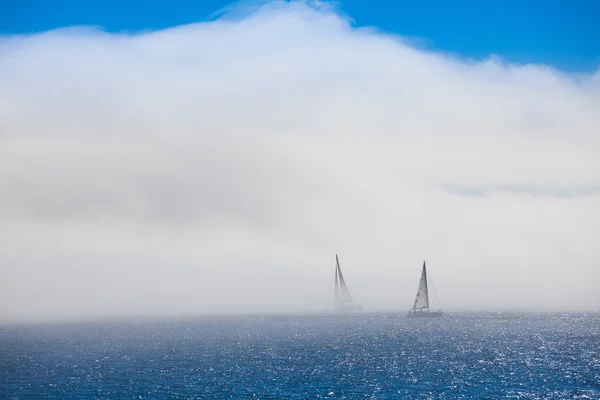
1, 313, 599, 399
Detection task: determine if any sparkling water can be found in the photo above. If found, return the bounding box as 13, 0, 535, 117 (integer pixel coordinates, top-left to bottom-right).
2, 313, 599, 399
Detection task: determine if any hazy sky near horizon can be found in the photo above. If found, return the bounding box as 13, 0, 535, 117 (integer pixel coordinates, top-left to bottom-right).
1, 1, 599, 322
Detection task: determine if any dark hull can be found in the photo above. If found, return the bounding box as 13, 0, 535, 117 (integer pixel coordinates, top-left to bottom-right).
407, 311, 443, 318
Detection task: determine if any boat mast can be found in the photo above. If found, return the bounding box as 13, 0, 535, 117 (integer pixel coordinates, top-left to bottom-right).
334, 254, 342, 308
422, 261, 429, 313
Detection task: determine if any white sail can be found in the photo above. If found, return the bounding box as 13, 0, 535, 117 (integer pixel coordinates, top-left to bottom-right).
336, 256, 354, 304
412, 261, 429, 311
334, 255, 361, 311
334, 260, 342, 308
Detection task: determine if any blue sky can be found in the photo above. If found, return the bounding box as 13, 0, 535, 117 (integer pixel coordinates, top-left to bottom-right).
1, 0, 598, 72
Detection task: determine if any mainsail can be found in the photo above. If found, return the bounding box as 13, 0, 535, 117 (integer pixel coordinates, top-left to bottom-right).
334, 257, 342, 308
412, 261, 430, 311
409, 261, 442, 316
334, 254, 361, 311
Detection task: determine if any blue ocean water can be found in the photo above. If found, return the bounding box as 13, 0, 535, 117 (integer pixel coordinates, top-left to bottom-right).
1, 313, 599, 399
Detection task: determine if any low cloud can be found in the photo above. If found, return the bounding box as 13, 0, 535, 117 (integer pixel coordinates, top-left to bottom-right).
1, 1, 599, 322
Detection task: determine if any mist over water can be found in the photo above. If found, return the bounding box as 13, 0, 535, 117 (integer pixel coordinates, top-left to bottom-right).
2, 313, 599, 398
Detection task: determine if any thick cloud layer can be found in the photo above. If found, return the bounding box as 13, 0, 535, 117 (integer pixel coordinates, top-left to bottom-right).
1, 1, 599, 322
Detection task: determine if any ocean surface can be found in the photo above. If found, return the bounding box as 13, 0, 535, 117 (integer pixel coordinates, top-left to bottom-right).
1, 312, 599, 399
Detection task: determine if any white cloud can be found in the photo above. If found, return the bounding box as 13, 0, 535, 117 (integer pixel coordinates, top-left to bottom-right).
1, 1, 599, 322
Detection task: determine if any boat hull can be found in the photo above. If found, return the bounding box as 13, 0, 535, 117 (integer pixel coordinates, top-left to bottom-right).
407, 311, 443, 318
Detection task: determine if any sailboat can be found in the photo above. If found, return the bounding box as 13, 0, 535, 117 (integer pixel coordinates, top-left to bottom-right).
334, 254, 363, 312
408, 261, 442, 317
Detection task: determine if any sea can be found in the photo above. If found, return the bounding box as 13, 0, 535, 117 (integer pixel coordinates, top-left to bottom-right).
1, 312, 599, 399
